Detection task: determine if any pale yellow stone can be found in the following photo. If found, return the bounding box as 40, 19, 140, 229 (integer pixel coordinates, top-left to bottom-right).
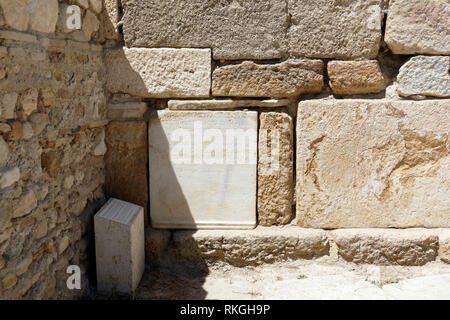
296, 100, 450, 228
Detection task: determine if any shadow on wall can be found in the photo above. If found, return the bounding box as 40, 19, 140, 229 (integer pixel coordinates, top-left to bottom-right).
102, 43, 208, 299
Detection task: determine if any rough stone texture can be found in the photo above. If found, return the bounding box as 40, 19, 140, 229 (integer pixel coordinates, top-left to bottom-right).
100, 0, 120, 41
397, 56, 450, 98
121, 0, 288, 60
94, 199, 145, 294
258, 112, 294, 226
328, 60, 386, 95
105, 121, 149, 225
168, 99, 290, 110
288, 0, 382, 58
0, 0, 29, 31
439, 230, 450, 263
172, 227, 329, 266
212, 60, 323, 98
107, 102, 148, 120
330, 229, 439, 266
28, 0, 59, 33
149, 110, 257, 229
105, 48, 211, 98
144, 228, 171, 263
385, 0, 450, 55
0, 32, 107, 299
296, 100, 450, 229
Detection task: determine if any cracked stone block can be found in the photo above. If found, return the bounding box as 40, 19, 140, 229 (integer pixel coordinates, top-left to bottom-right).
94, 198, 145, 294
296, 100, 450, 229
288, 0, 382, 58
385, 0, 450, 55
121, 0, 288, 60
105, 48, 211, 98
149, 110, 257, 229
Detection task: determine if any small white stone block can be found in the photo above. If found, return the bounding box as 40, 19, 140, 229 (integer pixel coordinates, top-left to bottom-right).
149, 110, 258, 229
94, 198, 145, 294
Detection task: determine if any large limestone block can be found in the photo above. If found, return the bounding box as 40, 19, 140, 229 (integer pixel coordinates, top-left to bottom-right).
121, 0, 288, 60
105, 121, 149, 225
258, 112, 294, 226
94, 198, 145, 294
172, 227, 329, 266
288, 0, 382, 58
397, 56, 450, 98
385, 0, 450, 55
149, 110, 258, 229
296, 100, 450, 229
105, 48, 211, 98
212, 60, 323, 98
330, 229, 439, 266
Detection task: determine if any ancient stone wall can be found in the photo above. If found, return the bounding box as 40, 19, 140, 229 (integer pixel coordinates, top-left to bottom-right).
0, 0, 449, 299
0, 0, 108, 299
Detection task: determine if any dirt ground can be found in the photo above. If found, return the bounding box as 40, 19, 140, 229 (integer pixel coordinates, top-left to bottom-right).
134, 256, 450, 300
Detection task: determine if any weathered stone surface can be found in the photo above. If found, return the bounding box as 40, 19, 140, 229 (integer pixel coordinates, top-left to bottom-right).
105, 48, 211, 98
0, 136, 9, 166
212, 60, 323, 98
168, 99, 290, 110
89, 0, 102, 14
172, 227, 329, 266
439, 230, 450, 263
121, 0, 288, 60
144, 228, 171, 263
107, 102, 148, 120
397, 56, 450, 98
288, 0, 382, 58
385, 0, 450, 55
4, 121, 22, 142
1, 93, 18, 120
330, 229, 439, 266
296, 100, 450, 228
328, 60, 386, 95
20, 88, 38, 117
12, 190, 37, 218
28, 0, 58, 33
258, 112, 294, 226
149, 110, 257, 229
95, 198, 145, 294
82, 10, 100, 41
0, 167, 20, 189
105, 121, 148, 225
0, 0, 29, 31
100, 0, 120, 40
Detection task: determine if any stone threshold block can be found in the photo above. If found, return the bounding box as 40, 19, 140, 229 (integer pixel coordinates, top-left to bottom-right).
330, 229, 439, 266
168, 99, 290, 110
94, 198, 145, 295
121, 0, 288, 60
105, 47, 211, 98
397, 56, 450, 98
212, 60, 324, 98
105, 121, 148, 225
328, 60, 386, 95
288, 0, 382, 59
385, 0, 450, 55
296, 100, 450, 229
149, 110, 258, 230
258, 112, 294, 226
172, 227, 329, 266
